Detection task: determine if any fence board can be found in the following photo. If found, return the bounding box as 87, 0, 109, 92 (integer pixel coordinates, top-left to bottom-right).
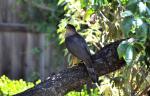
0, 34, 2, 75
25, 33, 38, 80
0, 31, 66, 80
0, 0, 66, 80
0, 0, 20, 23
39, 34, 46, 80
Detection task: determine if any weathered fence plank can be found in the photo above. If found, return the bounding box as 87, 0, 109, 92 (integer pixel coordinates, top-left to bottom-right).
10, 32, 21, 79
0, 0, 66, 80
25, 33, 35, 79
39, 34, 46, 80
0, 0, 20, 23
0, 31, 66, 80
0, 33, 2, 76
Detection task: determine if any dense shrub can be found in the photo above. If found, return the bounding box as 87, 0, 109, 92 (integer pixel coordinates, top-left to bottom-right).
0, 75, 36, 96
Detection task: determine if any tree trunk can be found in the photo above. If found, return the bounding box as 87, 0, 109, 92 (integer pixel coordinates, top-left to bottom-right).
14, 39, 126, 96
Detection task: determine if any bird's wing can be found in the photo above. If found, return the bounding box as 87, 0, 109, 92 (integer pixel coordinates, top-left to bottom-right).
65, 34, 98, 83
65, 34, 91, 62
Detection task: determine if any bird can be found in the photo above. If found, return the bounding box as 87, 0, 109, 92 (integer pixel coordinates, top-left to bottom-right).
65, 24, 98, 84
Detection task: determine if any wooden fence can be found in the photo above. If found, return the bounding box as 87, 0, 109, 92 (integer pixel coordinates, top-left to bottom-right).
0, 0, 66, 81
0, 0, 66, 79
0, 24, 66, 81
0, 0, 20, 23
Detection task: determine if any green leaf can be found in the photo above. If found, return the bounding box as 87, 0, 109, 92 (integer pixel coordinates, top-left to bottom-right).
135, 18, 143, 26
117, 40, 129, 59
92, 0, 108, 7
57, 0, 65, 5
138, 2, 147, 14
135, 19, 148, 43
125, 45, 134, 64
146, 7, 150, 16
148, 26, 150, 41
121, 17, 134, 37
126, 0, 138, 12
134, 42, 144, 52
121, 10, 133, 17
80, 0, 89, 8
84, 8, 94, 21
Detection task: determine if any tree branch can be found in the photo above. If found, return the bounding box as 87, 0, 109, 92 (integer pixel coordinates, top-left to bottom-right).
15, 39, 126, 96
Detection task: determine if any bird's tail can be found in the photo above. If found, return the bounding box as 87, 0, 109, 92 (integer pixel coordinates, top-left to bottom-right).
85, 60, 101, 91
84, 58, 98, 84
86, 67, 98, 83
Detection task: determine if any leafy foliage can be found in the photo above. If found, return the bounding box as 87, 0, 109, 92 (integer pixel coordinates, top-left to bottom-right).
17, 0, 64, 36
57, 0, 150, 95
118, 0, 150, 65
57, 0, 124, 64
0, 75, 38, 96
16, 0, 150, 95
66, 85, 99, 96
17, 0, 67, 79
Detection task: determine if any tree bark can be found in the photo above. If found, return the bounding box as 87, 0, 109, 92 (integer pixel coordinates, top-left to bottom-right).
15, 39, 126, 96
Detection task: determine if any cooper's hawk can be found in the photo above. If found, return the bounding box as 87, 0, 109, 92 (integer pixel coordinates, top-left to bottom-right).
65, 24, 98, 83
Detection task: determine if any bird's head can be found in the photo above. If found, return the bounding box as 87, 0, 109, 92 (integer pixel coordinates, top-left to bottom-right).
65, 24, 77, 37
